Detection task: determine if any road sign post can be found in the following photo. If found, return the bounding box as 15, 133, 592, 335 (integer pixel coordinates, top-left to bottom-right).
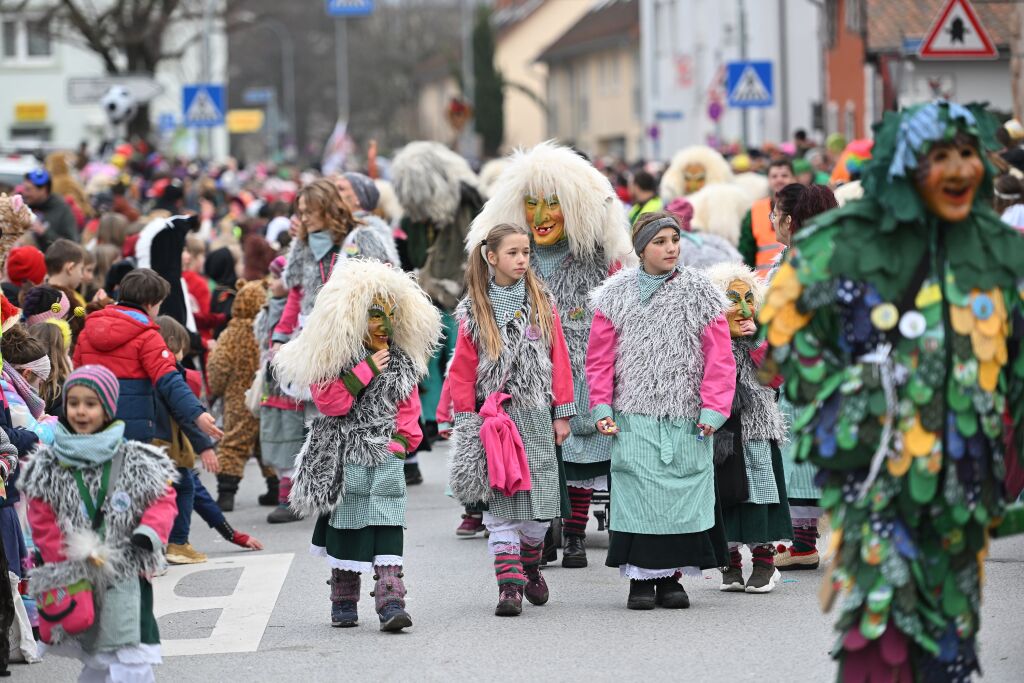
182, 84, 226, 129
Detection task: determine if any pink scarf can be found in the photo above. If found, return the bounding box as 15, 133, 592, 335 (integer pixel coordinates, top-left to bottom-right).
479, 392, 531, 497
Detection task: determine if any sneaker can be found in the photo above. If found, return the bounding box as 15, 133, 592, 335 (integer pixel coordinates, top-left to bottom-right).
331, 600, 358, 628
626, 579, 656, 610
523, 566, 549, 606
745, 565, 781, 593
267, 505, 303, 524
377, 602, 413, 632
561, 534, 588, 568
775, 547, 820, 571
719, 566, 745, 592
455, 514, 485, 536
166, 543, 207, 565
654, 577, 690, 608
495, 584, 523, 617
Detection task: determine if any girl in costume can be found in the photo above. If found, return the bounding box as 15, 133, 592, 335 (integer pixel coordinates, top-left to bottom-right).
586, 211, 735, 610
705, 262, 790, 593
28, 321, 74, 414
760, 101, 1024, 680
448, 222, 575, 617
464, 141, 634, 568
22, 365, 177, 682
764, 182, 838, 572
273, 259, 440, 633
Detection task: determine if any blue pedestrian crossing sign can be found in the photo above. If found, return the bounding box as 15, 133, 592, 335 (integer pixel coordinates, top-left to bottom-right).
182, 84, 225, 128
325, 0, 373, 17
726, 61, 774, 108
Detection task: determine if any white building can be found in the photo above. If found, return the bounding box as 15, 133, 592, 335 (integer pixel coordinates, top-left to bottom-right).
0, 2, 229, 158
639, 0, 824, 159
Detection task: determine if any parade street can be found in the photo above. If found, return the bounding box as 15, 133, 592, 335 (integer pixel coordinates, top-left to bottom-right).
13, 447, 1024, 682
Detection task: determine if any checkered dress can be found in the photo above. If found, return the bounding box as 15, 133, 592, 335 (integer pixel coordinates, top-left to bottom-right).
329, 456, 407, 529
744, 440, 780, 504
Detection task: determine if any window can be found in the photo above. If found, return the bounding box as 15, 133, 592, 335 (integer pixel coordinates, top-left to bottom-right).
1, 16, 53, 63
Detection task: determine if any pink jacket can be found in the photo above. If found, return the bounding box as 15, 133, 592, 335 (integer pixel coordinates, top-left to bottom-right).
479, 392, 531, 497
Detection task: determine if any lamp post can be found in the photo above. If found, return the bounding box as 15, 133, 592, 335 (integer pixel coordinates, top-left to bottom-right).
238, 15, 297, 158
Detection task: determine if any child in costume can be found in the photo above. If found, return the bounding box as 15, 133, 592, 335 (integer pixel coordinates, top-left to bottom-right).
257, 257, 306, 524
586, 211, 734, 610
465, 141, 634, 568
22, 365, 178, 682
705, 262, 790, 594
206, 280, 268, 511
274, 259, 440, 632
0, 324, 58, 445
448, 222, 575, 617
760, 101, 1024, 680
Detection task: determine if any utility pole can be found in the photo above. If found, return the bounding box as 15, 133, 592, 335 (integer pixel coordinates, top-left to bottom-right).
201, 0, 214, 160
738, 0, 749, 147
778, 0, 790, 141
335, 18, 350, 122
459, 0, 476, 160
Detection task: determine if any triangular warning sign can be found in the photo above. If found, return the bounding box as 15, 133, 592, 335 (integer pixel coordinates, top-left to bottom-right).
731, 66, 771, 104
186, 88, 222, 123
919, 0, 997, 60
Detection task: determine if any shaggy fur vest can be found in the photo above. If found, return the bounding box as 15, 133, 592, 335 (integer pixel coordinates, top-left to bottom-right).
454, 295, 554, 410
283, 228, 394, 319
590, 266, 727, 420
21, 441, 176, 594
289, 348, 420, 517
731, 338, 787, 442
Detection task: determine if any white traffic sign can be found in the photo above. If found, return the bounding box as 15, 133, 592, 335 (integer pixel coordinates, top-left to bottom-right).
67, 75, 164, 104
918, 0, 997, 60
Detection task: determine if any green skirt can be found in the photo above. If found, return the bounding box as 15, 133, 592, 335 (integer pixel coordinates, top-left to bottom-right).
564, 459, 610, 482
723, 444, 792, 544
312, 515, 403, 564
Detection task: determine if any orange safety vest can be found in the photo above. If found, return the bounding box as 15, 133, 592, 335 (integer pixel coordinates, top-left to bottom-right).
751, 197, 785, 279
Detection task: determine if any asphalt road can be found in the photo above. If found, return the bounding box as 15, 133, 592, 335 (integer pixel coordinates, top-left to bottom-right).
12, 443, 1024, 682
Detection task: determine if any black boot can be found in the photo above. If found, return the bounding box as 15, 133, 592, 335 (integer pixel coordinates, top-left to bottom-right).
216, 474, 241, 512
404, 462, 423, 486
654, 576, 690, 608
541, 527, 557, 566
258, 476, 279, 506
627, 579, 656, 610
562, 534, 588, 568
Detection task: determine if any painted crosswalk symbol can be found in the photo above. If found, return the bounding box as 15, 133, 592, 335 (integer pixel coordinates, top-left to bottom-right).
186, 90, 221, 124
182, 84, 225, 128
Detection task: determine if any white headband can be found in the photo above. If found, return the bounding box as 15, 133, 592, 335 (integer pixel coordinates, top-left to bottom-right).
15, 355, 51, 382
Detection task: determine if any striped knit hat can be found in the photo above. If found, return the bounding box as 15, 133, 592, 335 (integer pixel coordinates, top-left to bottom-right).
63, 365, 120, 420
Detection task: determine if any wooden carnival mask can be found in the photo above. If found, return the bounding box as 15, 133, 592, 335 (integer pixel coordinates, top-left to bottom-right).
364, 294, 397, 353
914, 138, 984, 224
683, 163, 707, 194
725, 278, 757, 338
524, 193, 566, 246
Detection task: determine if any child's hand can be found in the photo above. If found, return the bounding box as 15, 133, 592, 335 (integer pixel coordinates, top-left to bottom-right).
196, 412, 223, 439
245, 536, 264, 550
553, 417, 570, 446
596, 417, 619, 436
371, 349, 390, 373
200, 449, 219, 474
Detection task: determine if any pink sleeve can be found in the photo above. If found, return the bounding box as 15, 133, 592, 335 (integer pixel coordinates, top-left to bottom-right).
310, 359, 377, 417
389, 389, 424, 454
435, 377, 453, 425
27, 498, 66, 563
549, 308, 576, 414
138, 486, 178, 544
273, 286, 303, 339
607, 261, 623, 276
585, 310, 618, 411
448, 322, 480, 415
699, 315, 736, 424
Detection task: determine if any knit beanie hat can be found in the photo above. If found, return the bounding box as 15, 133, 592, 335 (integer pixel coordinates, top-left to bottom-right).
6, 246, 46, 287
269, 255, 286, 278
64, 365, 120, 420
342, 172, 380, 211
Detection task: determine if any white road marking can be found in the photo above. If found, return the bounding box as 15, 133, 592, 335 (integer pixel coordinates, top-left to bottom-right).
153, 553, 294, 656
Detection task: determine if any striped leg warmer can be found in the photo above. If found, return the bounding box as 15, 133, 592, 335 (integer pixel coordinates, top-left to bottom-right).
562, 486, 592, 537
494, 552, 526, 587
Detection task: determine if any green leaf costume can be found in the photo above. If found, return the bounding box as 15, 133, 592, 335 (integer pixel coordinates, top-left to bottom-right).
760, 101, 1024, 681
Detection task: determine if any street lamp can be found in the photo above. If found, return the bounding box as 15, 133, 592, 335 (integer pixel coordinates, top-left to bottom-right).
237, 13, 297, 157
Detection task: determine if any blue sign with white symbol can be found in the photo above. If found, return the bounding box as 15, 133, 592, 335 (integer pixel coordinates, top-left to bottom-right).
726, 61, 774, 108
182, 84, 225, 128
158, 113, 176, 133
325, 0, 373, 17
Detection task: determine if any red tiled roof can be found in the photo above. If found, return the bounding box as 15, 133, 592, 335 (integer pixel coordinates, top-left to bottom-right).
536, 0, 638, 63
867, 0, 1012, 53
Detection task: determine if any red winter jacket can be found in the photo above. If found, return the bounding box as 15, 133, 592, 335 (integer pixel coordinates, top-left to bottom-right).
73, 304, 209, 448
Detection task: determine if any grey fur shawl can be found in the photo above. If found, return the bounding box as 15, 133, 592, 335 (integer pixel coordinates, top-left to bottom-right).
289, 348, 420, 518
731, 337, 787, 442
589, 266, 727, 420
21, 440, 177, 595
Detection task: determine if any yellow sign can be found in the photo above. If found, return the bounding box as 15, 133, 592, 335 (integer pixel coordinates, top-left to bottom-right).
226, 109, 265, 134
15, 102, 47, 122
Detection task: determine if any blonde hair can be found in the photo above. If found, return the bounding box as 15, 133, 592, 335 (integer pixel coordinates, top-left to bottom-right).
28, 321, 73, 407
465, 223, 553, 359
295, 178, 362, 244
